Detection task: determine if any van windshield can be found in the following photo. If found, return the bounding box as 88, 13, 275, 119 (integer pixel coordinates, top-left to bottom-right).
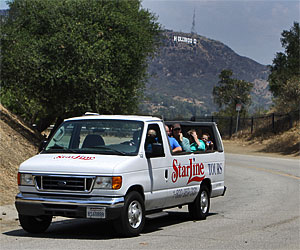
43, 119, 144, 156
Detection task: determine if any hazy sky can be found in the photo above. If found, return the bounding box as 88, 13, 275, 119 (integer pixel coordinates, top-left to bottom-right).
142, 0, 299, 65
1, 0, 299, 65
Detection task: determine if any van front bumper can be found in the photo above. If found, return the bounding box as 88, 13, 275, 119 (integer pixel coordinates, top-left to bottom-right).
15, 193, 124, 220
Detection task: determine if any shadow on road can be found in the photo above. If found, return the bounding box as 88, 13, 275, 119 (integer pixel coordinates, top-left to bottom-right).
3, 211, 217, 239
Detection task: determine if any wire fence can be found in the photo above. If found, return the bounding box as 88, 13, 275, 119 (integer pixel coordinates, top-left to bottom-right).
167, 110, 300, 138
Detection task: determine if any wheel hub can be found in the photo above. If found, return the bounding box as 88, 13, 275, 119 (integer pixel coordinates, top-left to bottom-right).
200, 191, 208, 213
128, 201, 142, 228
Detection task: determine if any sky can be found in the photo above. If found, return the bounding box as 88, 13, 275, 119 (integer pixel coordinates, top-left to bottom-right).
1, 0, 299, 65
142, 0, 299, 65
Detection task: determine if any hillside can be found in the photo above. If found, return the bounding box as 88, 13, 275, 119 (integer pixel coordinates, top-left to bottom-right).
0, 104, 42, 205
141, 30, 271, 118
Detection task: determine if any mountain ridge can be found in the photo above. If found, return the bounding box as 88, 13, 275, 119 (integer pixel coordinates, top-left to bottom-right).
141, 30, 271, 118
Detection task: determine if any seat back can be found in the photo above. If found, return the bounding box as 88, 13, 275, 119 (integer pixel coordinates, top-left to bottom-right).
82, 134, 104, 148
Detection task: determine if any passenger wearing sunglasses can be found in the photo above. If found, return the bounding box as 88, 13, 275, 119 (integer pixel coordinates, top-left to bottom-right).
165, 125, 182, 153
202, 133, 214, 150
172, 123, 191, 152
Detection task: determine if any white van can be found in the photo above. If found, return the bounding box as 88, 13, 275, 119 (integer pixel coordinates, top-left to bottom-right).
15, 114, 226, 236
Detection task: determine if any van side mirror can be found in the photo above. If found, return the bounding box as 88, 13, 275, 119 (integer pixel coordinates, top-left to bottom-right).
146, 143, 164, 158
39, 140, 48, 152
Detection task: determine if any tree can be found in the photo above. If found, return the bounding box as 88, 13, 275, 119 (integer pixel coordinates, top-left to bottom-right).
272, 76, 300, 113
1, 0, 161, 131
213, 69, 253, 116
268, 22, 300, 111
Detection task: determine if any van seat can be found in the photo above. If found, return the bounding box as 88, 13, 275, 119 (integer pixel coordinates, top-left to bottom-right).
82, 134, 105, 148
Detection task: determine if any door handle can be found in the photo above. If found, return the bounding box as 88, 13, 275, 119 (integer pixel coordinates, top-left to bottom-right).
165, 169, 168, 179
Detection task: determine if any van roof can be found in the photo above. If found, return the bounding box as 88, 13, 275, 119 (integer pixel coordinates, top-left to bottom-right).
65, 114, 163, 123
165, 120, 217, 126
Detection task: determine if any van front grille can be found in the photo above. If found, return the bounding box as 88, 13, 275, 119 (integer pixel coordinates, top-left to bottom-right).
35, 175, 94, 192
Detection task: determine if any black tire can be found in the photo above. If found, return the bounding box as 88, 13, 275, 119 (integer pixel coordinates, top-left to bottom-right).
19, 214, 52, 233
188, 185, 210, 220
113, 191, 145, 237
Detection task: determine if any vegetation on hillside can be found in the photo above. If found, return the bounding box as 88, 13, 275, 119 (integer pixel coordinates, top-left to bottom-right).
1, 0, 161, 131
213, 69, 253, 116
268, 22, 300, 112
142, 30, 270, 118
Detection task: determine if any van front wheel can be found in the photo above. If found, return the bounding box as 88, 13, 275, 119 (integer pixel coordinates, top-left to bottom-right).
188, 185, 210, 220
19, 214, 52, 233
113, 191, 145, 237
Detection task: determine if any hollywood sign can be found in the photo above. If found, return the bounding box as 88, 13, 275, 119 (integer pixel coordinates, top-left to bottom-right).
174, 36, 197, 45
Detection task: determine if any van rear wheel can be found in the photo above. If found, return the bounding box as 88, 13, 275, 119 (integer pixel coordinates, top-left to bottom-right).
113, 191, 145, 237
19, 214, 52, 233
188, 185, 210, 220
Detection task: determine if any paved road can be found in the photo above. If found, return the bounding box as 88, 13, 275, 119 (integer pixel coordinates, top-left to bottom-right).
0, 153, 299, 250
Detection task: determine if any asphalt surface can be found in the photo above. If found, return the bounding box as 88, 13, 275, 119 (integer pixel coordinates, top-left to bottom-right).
0, 153, 299, 250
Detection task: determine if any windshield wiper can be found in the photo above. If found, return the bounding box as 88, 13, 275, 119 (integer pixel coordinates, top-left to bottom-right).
82, 146, 126, 155
48, 144, 65, 149
45, 145, 78, 153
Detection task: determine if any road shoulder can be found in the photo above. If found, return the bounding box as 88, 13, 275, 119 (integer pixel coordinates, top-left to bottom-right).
223, 140, 300, 160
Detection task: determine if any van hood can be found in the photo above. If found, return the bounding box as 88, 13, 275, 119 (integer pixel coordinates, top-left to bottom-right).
19, 153, 134, 175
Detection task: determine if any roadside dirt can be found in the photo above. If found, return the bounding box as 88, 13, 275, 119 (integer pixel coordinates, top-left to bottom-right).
223, 125, 300, 159
0, 104, 42, 206
223, 140, 300, 160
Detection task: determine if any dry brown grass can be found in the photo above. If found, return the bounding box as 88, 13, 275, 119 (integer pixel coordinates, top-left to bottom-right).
0, 104, 42, 205
224, 125, 300, 158
258, 127, 300, 156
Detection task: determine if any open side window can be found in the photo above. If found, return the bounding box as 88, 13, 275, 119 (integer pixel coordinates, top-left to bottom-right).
144, 124, 165, 158
165, 121, 221, 153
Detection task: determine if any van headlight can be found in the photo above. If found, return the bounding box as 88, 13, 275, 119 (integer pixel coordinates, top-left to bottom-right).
18, 173, 34, 186
94, 176, 122, 190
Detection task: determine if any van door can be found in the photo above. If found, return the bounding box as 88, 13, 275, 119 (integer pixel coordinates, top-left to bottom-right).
143, 123, 169, 210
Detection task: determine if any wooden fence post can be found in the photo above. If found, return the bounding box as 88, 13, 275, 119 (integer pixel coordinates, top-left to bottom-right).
272, 113, 275, 134
229, 117, 233, 138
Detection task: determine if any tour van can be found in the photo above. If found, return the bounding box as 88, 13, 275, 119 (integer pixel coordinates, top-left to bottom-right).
15, 113, 226, 236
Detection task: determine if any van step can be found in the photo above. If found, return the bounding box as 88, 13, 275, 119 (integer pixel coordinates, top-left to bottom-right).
146, 211, 169, 219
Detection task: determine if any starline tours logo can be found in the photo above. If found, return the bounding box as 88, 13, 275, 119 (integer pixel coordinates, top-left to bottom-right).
53, 155, 95, 160
172, 158, 205, 184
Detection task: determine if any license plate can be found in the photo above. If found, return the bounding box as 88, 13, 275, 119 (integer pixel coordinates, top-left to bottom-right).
86, 207, 106, 219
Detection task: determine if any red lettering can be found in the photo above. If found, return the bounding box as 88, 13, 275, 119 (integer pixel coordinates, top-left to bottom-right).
172, 158, 205, 184
54, 155, 95, 160
178, 164, 182, 178
187, 175, 205, 184
172, 159, 179, 183
181, 166, 185, 177
200, 163, 204, 175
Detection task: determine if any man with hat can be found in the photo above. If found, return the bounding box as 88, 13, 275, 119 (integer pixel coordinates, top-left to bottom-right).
165, 125, 182, 153
172, 123, 191, 152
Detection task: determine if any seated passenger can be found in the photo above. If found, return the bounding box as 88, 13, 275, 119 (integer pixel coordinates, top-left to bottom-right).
172, 123, 191, 152
165, 125, 182, 153
202, 133, 214, 150
187, 129, 205, 152
145, 129, 158, 152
